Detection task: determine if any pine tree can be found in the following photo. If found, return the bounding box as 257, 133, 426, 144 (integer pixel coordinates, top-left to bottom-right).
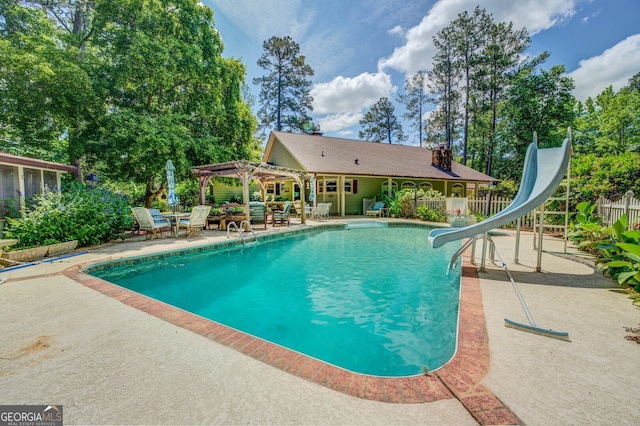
359, 97, 405, 144
398, 70, 428, 147
254, 35, 314, 134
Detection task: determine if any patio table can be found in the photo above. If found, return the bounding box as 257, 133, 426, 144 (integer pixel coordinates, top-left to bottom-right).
160, 212, 191, 236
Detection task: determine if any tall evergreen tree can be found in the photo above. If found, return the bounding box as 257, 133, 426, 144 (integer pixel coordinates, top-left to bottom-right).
253, 35, 314, 134
359, 97, 405, 144
476, 20, 530, 176
450, 7, 491, 165
398, 70, 427, 147
428, 25, 459, 149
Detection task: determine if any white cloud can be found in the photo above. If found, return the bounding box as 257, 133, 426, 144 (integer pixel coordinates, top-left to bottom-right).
310, 72, 395, 115
388, 25, 405, 37
568, 34, 640, 101
379, 0, 579, 74
318, 112, 363, 133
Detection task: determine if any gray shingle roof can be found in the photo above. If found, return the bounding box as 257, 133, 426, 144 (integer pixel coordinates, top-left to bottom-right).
266, 132, 494, 182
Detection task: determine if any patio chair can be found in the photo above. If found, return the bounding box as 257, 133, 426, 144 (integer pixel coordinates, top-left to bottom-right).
177, 205, 211, 237
249, 201, 267, 229
272, 201, 291, 226
148, 208, 165, 223
365, 201, 385, 217
131, 207, 171, 240
315, 202, 332, 220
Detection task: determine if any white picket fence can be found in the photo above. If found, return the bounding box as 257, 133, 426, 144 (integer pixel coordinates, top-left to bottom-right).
597, 195, 640, 227
417, 194, 639, 229
417, 196, 545, 229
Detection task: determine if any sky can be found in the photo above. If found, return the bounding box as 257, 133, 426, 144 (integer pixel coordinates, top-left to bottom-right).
204, 0, 640, 144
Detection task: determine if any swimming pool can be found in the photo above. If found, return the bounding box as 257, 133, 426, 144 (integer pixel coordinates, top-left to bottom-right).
89, 224, 462, 377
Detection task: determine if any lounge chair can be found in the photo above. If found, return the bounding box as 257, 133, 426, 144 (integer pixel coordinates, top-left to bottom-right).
177, 205, 211, 237
131, 207, 171, 240
365, 201, 385, 217
315, 202, 332, 220
249, 201, 267, 229
272, 201, 291, 226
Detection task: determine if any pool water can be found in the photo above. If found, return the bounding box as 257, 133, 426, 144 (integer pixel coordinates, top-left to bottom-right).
91, 226, 462, 376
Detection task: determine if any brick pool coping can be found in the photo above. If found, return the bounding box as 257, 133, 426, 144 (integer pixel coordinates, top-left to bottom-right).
63, 260, 520, 425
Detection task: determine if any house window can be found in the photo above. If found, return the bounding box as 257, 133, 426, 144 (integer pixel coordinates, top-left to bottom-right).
266, 183, 276, 195
381, 181, 398, 193
325, 179, 337, 193
344, 179, 352, 194
44, 171, 58, 192
317, 179, 323, 193
419, 182, 433, 190
401, 181, 416, 189
451, 183, 464, 197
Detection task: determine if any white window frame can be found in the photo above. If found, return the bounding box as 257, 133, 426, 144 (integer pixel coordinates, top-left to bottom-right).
344, 179, 353, 194
325, 179, 338, 193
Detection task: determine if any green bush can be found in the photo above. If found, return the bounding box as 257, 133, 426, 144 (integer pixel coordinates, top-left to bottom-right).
4, 182, 135, 248
415, 205, 448, 222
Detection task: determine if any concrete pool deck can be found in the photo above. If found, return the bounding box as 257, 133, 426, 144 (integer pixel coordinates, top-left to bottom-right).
1, 218, 639, 425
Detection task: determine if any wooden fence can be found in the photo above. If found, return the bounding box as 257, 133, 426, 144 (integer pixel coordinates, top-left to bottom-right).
597, 195, 640, 227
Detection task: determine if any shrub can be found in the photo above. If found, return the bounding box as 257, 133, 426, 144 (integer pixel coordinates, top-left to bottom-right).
415, 205, 448, 222
4, 182, 135, 248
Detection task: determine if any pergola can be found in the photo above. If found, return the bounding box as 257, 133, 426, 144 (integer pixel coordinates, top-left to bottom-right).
191, 160, 312, 224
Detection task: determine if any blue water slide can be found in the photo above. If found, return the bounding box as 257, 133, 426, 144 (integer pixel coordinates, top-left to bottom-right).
428, 138, 572, 248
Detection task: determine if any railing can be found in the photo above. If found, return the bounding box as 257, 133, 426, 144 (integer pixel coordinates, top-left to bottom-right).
226, 220, 257, 245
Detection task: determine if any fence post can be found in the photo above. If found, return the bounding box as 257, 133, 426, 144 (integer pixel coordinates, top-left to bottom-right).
624, 190, 634, 230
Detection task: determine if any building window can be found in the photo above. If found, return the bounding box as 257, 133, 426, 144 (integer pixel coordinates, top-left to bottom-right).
344, 179, 352, 194
317, 179, 323, 193
44, 171, 58, 192
325, 179, 337, 193
381, 181, 398, 193
266, 183, 276, 194
419, 182, 433, 190
401, 181, 416, 189
451, 183, 464, 197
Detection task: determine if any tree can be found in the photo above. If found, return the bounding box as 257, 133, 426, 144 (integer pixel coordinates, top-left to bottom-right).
628, 72, 640, 93
253, 35, 314, 134
0, 0, 95, 166
476, 20, 530, 176
398, 70, 428, 147
450, 7, 491, 164
359, 97, 405, 144
86, 0, 255, 206
595, 86, 640, 154
428, 25, 460, 149
497, 65, 576, 180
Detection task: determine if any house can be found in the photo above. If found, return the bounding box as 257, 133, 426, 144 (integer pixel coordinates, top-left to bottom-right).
0, 152, 79, 218
261, 131, 495, 216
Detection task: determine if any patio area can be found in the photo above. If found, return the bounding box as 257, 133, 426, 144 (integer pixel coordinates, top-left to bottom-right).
1, 217, 638, 425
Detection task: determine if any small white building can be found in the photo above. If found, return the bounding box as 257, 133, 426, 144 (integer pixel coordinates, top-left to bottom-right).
0, 152, 79, 218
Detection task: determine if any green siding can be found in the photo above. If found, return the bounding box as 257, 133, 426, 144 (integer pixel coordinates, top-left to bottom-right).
268, 141, 303, 170
211, 181, 260, 204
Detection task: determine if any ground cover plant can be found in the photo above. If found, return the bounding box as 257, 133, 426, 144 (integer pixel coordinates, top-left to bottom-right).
568, 208, 640, 306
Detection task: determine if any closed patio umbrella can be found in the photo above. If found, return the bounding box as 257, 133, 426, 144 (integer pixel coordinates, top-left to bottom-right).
166, 160, 179, 212
309, 176, 315, 202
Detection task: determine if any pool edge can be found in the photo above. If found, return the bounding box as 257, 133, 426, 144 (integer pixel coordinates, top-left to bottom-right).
63, 252, 521, 423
